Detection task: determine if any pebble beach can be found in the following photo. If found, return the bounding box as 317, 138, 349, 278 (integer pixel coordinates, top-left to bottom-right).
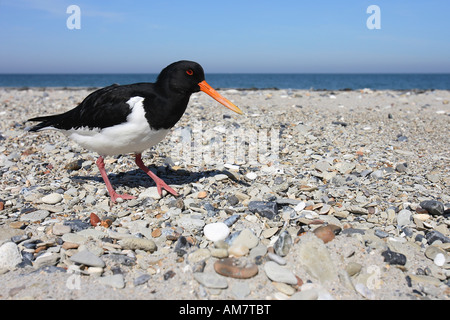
0, 87, 449, 300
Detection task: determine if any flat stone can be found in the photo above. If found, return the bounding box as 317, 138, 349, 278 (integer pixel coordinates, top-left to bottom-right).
41, 193, 63, 204
214, 257, 258, 279
296, 234, 338, 283
0, 242, 22, 270
70, 250, 106, 267
61, 233, 88, 245
193, 272, 228, 289
20, 210, 50, 222
407, 274, 442, 286
263, 261, 297, 284
33, 252, 59, 269
52, 224, 71, 236
99, 274, 125, 289
188, 248, 211, 263
118, 237, 157, 252
231, 228, 259, 249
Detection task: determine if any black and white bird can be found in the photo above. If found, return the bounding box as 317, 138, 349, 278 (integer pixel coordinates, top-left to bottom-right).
27, 60, 243, 203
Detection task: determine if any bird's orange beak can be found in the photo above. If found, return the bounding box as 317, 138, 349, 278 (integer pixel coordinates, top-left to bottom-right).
198, 80, 243, 115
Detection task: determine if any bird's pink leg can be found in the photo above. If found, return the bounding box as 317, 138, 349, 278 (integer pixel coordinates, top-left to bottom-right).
134, 153, 178, 197
96, 156, 136, 203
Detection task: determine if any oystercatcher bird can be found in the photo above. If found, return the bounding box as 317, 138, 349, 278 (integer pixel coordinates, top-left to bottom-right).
27, 60, 243, 203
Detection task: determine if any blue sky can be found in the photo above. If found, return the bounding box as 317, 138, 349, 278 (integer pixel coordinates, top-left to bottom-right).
0, 0, 449, 73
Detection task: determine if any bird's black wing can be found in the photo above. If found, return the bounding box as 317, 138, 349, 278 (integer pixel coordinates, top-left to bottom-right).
28, 83, 155, 131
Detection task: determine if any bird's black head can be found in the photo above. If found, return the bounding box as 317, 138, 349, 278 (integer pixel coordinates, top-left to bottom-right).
156, 60, 205, 94
156, 60, 243, 114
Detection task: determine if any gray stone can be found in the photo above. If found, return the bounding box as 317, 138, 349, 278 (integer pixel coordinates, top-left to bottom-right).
99, 274, 125, 289
0, 242, 22, 270
296, 234, 338, 283
193, 272, 228, 289
397, 209, 413, 226
70, 250, 106, 267
273, 230, 292, 257
231, 228, 259, 249
33, 252, 60, 269
20, 210, 50, 222
263, 261, 297, 285
118, 237, 157, 252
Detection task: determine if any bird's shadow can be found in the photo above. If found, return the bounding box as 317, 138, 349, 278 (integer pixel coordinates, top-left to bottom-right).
71, 165, 250, 191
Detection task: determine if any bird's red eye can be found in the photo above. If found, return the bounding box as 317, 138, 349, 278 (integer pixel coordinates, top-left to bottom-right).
186, 69, 193, 76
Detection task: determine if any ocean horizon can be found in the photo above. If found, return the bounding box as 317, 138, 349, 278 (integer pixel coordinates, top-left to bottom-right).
0, 73, 449, 90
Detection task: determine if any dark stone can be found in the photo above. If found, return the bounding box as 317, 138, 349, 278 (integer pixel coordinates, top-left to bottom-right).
248, 201, 278, 219
425, 230, 450, 244
134, 274, 151, 286
223, 214, 240, 227
420, 200, 444, 216
164, 270, 176, 280
63, 219, 90, 232
227, 195, 239, 206
396, 135, 408, 142
331, 121, 348, 127
174, 236, 192, 256
381, 249, 407, 265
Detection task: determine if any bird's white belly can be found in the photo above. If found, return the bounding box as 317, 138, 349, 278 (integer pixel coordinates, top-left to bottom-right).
65, 97, 170, 156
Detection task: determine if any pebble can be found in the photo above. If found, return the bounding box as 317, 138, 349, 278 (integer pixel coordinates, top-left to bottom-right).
70, 250, 106, 268
41, 193, 63, 204
52, 224, 71, 236
214, 257, 258, 279
134, 274, 151, 286
203, 222, 230, 242
248, 201, 278, 219
273, 230, 292, 256
188, 248, 211, 263
263, 261, 297, 285
419, 200, 444, 215
381, 249, 407, 266
433, 253, 446, 267
193, 272, 228, 289
0, 242, 22, 270
228, 244, 249, 257
296, 234, 338, 283
33, 252, 59, 269
99, 274, 125, 289
245, 172, 257, 180
397, 209, 413, 226
118, 237, 157, 252
231, 228, 259, 249
267, 252, 287, 265
20, 210, 50, 222
312, 225, 341, 244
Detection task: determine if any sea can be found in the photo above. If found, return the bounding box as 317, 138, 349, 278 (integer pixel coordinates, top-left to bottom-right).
0, 73, 449, 90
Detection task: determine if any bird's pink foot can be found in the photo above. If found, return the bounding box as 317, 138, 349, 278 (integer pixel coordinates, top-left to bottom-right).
109, 191, 137, 203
